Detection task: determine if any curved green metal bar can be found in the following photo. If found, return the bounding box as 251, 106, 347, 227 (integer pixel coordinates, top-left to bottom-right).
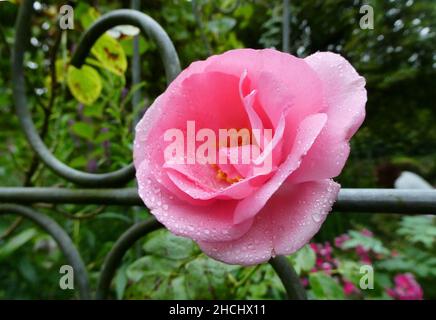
71, 9, 181, 83
0, 204, 91, 300
12, 1, 181, 187
96, 218, 163, 299
270, 256, 307, 300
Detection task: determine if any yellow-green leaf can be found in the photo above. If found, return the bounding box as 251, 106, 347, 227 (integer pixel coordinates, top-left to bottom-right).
120, 37, 149, 56
91, 33, 127, 76
56, 59, 69, 83
67, 65, 102, 105
80, 7, 100, 29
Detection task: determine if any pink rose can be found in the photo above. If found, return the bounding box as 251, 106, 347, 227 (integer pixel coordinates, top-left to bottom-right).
134, 49, 366, 265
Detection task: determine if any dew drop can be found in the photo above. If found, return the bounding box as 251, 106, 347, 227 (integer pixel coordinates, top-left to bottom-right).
312, 212, 323, 222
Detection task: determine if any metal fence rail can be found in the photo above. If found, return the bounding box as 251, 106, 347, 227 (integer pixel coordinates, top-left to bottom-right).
1, 0, 435, 300
1, 187, 436, 214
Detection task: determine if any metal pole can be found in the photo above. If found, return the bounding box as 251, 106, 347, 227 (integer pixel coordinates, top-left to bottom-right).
131, 0, 142, 110
270, 255, 307, 300
282, 0, 290, 53
1, 188, 436, 214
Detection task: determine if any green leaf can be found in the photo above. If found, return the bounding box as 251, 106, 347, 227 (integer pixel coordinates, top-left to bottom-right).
18, 257, 39, 284
207, 17, 237, 35
114, 266, 128, 300
120, 82, 146, 110
83, 103, 104, 118
70, 122, 95, 140
342, 230, 390, 255
172, 276, 189, 299
291, 244, 316, 274
95, 131, 115, 144
184, 256, 238, 299
143, 230, 196, 260
377, 247, 436, 278
0, 229, 37, 260
397, 216, 436, 248
120, 37, 149, 56
91, 34, 127, 76
309, 272, 345, 300
55, 59, 68, 83
67, 65, 102, 105
126, 256, 177, 282
69, 155, 87, 168
337, 260, 361, 284
78, 5, 100, 29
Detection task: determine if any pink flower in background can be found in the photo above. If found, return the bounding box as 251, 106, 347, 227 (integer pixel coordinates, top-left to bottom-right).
334, 229, 377, 263
334, 234, 350, 248
343, 280, 359, 296
387, 273, 424, 300
301, 277, 309, 287
309, 240, 362, 298
134, 48, 366, 265
356, 245, 372, 264
310, 241, 339, 274
361, 228, 373, 237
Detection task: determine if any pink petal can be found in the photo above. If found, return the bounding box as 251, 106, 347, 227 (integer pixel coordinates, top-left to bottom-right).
218, 146, 253, 178
198, 179, 340, 265
271, 180, 340, 255
166, 166, 259, 200
220, 144, 266, 178
204, 49, 325, 132
289, 52, 366, 183
163, 162, 228, 194
239, 70, 264, 136
253, 112, 285, 168
134, 71, 251, 199
136, 160, 254, 242
233, 113, 328, 224
306, 52, 366, 139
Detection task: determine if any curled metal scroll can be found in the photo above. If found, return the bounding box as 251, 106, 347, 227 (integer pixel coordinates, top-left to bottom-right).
0, 204, 91, 300
71, 9, 181, 83
12, 1, 181, 187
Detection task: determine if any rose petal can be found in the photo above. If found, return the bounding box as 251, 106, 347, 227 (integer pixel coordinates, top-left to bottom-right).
136, 160, 254, 242
205, 49, 325, 126
233, 113, 328, 224
166, 166, 263, 200
239, 70, 264, 136
288, 52, 366, 183
198, 179, 340, 265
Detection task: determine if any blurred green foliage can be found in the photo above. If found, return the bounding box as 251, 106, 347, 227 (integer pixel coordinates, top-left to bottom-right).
0, 0, 435, 299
